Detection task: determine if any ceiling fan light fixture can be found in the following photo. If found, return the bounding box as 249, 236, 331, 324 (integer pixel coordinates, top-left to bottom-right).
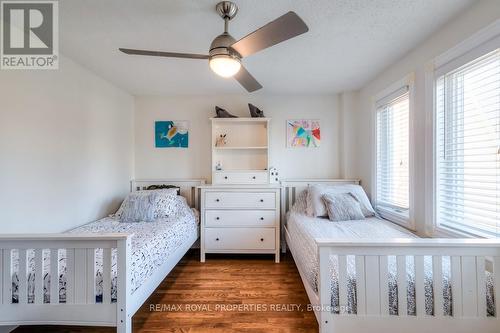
119, 1, 309, 92
209, 55, 241, 78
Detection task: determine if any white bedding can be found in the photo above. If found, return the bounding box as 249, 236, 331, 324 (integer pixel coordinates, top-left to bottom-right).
11, 197, 198, 304
286, 199, 495, 316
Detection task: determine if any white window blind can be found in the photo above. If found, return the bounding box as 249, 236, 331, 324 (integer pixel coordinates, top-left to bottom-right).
376, 87, 410, 218
436, 48, 500, 237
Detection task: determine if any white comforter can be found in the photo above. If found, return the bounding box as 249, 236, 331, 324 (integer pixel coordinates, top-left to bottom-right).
11, 198, 198, 304
286, 211, 495, 316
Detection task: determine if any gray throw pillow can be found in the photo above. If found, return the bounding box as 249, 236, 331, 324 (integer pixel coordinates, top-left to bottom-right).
321, 192, 365, 222
119, 192, 158, 222
307, 184, 375, 218
115, 188, 178, 219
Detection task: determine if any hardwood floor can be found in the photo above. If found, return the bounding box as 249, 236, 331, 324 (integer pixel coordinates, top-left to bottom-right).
13, 251, 318, 333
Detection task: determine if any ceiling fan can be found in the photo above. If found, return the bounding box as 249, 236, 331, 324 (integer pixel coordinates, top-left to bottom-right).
119, 1, 309, 92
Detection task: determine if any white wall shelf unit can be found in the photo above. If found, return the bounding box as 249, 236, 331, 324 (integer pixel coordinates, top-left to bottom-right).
211, 118, 270, 185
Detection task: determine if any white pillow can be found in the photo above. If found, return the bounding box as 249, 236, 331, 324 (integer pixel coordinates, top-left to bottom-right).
306, 184, 375, 218
115, 188, 178, 219
344, 185, 376, 217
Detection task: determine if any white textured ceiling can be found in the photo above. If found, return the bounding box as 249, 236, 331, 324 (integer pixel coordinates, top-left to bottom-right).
60, 0, 474, 95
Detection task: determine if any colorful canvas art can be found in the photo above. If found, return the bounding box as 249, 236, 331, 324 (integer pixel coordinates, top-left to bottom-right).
287, 119, 321, 148
155, 121, 189, 148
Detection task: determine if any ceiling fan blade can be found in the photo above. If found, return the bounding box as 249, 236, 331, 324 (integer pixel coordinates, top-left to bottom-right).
230, 11, 308, 58
234, 65, 262, 92
119, 48, 209, 59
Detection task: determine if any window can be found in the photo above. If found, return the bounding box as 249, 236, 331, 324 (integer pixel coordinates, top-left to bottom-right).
435, 48, 500, 237
375, 86, 410, 225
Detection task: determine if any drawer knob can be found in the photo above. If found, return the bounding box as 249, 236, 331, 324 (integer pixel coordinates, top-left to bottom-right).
260, 238, 264, 242
252, 176, 256, 179
216, 238, 220, 241
216, 217, 220, 220
224, 176, 228, 179
260, 199, 264, 202
216, 199, 220, 202
260, 217, 264, 220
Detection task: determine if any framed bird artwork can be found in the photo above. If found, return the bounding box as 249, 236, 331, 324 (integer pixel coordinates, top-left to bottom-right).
155, 121, 189, 148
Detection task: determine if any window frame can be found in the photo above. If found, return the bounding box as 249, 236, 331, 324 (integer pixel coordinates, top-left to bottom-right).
372, 73, 415, 230
425, 19, 500, 238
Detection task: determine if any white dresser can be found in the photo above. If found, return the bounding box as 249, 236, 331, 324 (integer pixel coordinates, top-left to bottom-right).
199, 185, 281, 263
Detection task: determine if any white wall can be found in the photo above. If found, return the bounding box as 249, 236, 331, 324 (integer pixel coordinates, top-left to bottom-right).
338, 92, 360, 179
351, 0, 500, 235
134, 94, 340, 181
0, 55, 135, 233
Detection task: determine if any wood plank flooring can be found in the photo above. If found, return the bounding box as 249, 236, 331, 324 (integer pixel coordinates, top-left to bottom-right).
13, 251, 318, 333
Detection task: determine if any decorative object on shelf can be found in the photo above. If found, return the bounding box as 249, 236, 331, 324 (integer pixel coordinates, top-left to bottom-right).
215, 134, 227, 147
215, 161, 223, 171
269, 167, 279, 184
215, 106, 238, 118
286, 119, 320, 148
155, 120, 189, 148
248, 103, 265, 118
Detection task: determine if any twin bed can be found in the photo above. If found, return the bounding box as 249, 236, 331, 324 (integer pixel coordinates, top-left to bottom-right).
0, 179, 204, 333
11, 198, 198, 304
282, 179, 500, 333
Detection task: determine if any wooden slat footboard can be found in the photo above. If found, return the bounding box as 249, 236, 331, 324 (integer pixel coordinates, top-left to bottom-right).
0, 234, 132, 332
317, 238, 500, 333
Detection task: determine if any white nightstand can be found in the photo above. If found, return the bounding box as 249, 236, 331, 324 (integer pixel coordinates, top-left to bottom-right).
199, 185, 281, 263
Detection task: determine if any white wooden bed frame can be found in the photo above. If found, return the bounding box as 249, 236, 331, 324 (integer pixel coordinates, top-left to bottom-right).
282, 179, 500, 333
0, 178, 205, 333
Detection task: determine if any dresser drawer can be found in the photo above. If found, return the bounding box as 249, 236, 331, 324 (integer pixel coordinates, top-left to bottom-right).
213, 171, 268, 185
205, 210, 276, 227
205, 228, 275, 250
205, 191, 276, 209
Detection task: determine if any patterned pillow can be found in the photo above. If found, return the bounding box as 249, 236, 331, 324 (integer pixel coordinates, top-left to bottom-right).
154, 188, 180, 218
114, 188, 178, 220
321, 192, 365, 222
291, 189, 309, 214
119, 192, 158, 222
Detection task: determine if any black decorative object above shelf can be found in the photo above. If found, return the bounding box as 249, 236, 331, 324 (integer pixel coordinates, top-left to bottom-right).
215, 106, 238, 118
248, 103, 265, 118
